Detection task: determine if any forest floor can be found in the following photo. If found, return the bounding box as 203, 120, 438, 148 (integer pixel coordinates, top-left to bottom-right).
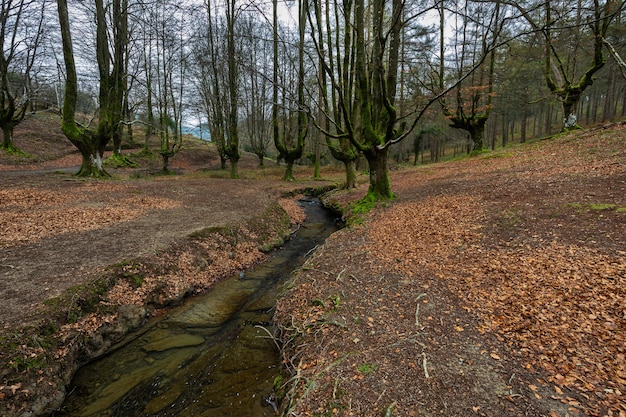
0, 113, 625, 417
274, 125, 626, 417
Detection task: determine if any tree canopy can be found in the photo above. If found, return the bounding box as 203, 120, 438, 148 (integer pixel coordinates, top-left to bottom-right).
1, 0, 624, 192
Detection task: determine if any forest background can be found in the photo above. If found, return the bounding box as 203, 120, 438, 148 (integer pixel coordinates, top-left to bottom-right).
2, 0, 625, 193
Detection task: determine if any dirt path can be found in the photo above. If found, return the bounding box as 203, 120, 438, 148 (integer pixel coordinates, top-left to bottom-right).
0, 173, 289, 328
0, 124, 624, 417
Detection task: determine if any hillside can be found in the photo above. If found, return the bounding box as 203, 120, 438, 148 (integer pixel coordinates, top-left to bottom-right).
1, 114, 625, 417
275, 124, 626, 416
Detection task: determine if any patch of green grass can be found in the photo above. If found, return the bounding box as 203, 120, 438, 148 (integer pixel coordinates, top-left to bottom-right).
352, 192, 378, 215
104, 153, 138, 168
328, 294, 341, 309
111, 260, 146, 288
346, 192, 393, 227
312, 298, 324, 307
500, 208, 523, 229
44, 276, 115, 323
9, 355, 45, 372
567, 202, 625, 214
469, 148, 490, 157
358, 363, 376, 374
589, 203, 617, 211
481, 151, 514, 159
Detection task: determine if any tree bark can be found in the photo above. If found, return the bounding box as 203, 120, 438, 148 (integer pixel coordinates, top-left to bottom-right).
57, 0, 127, 177
57, 0, 109, 177
364, 147, 391, 200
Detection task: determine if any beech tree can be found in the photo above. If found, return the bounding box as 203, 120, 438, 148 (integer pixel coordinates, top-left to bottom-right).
56, 0, 127, 177
508, 0, 623, 131
438, 0, 504, 152
152, 2, 188, 172
273, 0, 308, 181
194, 0, 241, 177
0, 0, 46, 152
240, 17, 272, 167
307, 0, 359, 188
309, 0, 476, 199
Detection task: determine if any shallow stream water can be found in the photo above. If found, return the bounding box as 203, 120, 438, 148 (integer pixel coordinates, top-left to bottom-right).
58, 198, 339, 417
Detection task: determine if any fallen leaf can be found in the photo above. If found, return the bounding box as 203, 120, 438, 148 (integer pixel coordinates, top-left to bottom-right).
490, 353, 501, 360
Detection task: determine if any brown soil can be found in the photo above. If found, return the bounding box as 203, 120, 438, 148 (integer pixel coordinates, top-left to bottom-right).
0, 114, 339, 416
1, 114, 625, 417
274, 125, 626, 417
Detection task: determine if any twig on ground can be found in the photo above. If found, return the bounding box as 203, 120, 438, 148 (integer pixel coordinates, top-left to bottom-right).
336, 268, 346, 282
304, 244, 320, 257
415, 293, 427, 329
375, 388, 387, 406
422, 352, 430, 378
254, 325, 281, 351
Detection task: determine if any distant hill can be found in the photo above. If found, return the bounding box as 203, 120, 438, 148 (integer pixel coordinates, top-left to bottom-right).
182, 125, 210, 141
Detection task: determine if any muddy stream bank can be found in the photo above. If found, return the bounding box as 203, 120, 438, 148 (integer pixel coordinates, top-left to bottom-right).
56, 198, 340, 417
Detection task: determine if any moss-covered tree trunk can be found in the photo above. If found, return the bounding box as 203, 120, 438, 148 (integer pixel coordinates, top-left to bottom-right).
364, 147, 391, 199
1, 123, 18, 152
449, 116, 487, 152
272, 0, 307, 181
56, 0, 127, 178
348, 0, 400, 201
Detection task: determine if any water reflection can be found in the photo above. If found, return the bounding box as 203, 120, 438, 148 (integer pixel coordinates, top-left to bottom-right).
60, 198, 338, 417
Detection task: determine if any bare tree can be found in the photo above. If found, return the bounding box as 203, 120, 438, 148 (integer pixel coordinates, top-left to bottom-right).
438, 0, 503, 152
507, 0, 623, 130
308, 0, 359, 188
56, 0, 128, 177
0, 0, 46, 152
273, 0, 308, 181
240, 17, 273, 167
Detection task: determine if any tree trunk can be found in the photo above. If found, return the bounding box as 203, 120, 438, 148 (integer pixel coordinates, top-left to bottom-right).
520, 112, 527, 143
75, 136, 110, 177
230, 159, 239, 179
344, 159, 357, 189
1, 124, 18, 152
314, 132, 321, 179
283, 159, 295, 181
364, 147, 392, 200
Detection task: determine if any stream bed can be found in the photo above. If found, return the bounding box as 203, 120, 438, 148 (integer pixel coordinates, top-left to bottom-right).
58, 198, 339, 417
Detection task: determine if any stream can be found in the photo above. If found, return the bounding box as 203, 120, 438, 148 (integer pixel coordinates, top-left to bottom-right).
58, 198, 339, 417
